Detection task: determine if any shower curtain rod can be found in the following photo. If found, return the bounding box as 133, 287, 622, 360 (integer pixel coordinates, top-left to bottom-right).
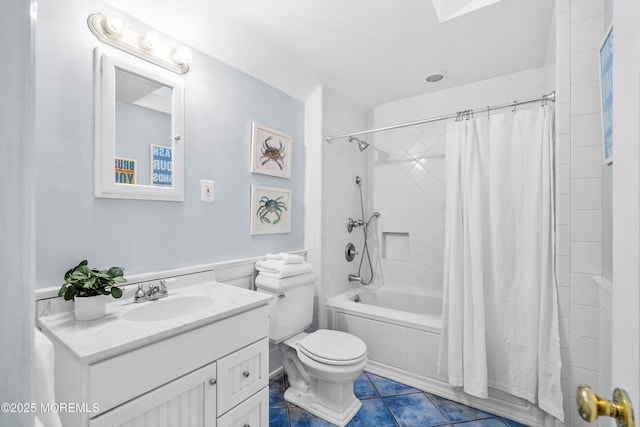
325, 91, 555, 143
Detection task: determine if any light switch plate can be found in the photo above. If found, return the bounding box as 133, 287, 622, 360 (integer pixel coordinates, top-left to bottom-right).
200, 180, 214, 202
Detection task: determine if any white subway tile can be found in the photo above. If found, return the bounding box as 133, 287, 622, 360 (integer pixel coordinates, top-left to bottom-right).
571, 241, 602, 274
557, 194, 571, 225
558, 132, 571, 164
558, 164, 571, 195
558, 225, 571, 256
557, 255, 572, 287
570, 335, 599, 371
571, 113, 602, 147
571, 15, 606, 54
571, 178, 601, 210
571, 273, 600, 307
571, 146, 602, 179
572, 210, 602, 242
557, 101, 571, 134
557, 10, 571, 43
556, 71, 571, 106
571, 81, 600, 116
556, 0, 570, 13
570, 304, 599, 339
570, 366, 599, 400
558, 41, 571, 74
570, 0, 604, 23
571, 49, 599, 85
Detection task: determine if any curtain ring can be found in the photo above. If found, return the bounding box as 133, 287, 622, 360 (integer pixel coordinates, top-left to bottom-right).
512, 101, 518, 113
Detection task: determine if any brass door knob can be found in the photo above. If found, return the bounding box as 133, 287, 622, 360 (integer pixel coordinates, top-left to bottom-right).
576, 385, 634, 427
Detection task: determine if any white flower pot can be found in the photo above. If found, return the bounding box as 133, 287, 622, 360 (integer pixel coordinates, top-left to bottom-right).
74, 295, 107, 321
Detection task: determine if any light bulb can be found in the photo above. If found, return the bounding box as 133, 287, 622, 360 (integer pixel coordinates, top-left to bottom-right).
103, 14, 125, 37
141, 31, 160, 51
172, 46, 193, 66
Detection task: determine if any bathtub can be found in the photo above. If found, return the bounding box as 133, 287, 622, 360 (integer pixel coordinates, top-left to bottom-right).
326, 286, 551, 427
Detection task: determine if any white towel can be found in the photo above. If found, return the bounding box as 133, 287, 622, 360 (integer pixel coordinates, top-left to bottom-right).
255, 260, 313, 279
34, 329, 63, 427
255, 272, 317, 291
265, 252, 305, 264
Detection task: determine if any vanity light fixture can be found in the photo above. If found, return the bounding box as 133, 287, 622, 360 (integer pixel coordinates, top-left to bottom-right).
87, 12, 192, 74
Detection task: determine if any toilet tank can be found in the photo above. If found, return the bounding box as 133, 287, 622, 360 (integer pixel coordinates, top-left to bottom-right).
255, 274, 317, 344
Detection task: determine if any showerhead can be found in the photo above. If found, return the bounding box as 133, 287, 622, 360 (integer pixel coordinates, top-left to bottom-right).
349, 136, 370, 152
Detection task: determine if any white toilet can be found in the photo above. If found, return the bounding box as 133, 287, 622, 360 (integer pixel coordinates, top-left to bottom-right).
256, 274, 367, 426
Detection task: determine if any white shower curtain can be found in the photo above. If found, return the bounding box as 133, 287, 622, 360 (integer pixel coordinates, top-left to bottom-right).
438, 105, 564, 421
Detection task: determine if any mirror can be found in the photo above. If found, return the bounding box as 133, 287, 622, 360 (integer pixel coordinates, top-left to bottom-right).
94, 48, 184, 201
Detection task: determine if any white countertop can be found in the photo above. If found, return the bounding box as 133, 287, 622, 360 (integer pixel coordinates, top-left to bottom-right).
38, 281, 272, 364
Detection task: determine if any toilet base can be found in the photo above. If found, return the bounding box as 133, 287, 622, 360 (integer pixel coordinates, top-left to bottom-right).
284, 386, 362, 427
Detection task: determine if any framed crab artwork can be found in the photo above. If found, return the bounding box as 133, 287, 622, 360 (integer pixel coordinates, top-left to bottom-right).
250, 122, 292, 178
250, 185, 291, 235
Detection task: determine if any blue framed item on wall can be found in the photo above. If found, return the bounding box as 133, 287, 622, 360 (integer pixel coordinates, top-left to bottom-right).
151, 144, 173, 187
599, 25, 613, 164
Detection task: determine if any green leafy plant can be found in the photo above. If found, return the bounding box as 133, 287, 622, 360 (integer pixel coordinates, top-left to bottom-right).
58, 260, 127, 301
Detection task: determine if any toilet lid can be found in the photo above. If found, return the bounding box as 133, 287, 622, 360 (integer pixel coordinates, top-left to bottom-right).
298, 330, 367, 366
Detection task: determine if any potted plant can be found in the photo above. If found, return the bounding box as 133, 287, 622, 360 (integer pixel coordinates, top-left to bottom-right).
58, 260, 127, 321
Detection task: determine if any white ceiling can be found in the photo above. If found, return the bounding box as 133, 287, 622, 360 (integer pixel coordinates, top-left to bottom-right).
102, 0, 555, 109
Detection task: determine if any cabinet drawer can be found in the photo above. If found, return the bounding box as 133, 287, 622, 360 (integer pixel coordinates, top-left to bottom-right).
217, 338, 269, 415
217, 387, 268, 427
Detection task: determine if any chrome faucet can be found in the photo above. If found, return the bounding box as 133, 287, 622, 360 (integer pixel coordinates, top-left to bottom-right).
134, 280, 169, 303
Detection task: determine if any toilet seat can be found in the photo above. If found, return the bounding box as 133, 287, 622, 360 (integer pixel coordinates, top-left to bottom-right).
298, 330, 367, 366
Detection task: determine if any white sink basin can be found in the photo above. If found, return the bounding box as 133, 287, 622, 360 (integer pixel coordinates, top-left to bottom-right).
124, 296, 214, 322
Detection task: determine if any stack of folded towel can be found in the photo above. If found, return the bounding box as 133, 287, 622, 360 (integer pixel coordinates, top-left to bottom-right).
255, 252, 313, 280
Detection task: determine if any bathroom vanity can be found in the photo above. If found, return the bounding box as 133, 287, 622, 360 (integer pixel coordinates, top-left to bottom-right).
38, 280, 271, 427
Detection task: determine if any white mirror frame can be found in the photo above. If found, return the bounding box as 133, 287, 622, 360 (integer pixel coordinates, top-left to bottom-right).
94, 48, 185, 201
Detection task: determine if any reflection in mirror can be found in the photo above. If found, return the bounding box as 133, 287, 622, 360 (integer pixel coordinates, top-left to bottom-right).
115, 69, 172, 187
94, 48, 184, 201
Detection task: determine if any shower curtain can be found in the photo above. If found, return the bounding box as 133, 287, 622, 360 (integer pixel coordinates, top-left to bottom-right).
438, 105, 564, 421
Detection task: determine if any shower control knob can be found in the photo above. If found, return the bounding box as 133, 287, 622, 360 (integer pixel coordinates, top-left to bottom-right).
345, 243, 358, 262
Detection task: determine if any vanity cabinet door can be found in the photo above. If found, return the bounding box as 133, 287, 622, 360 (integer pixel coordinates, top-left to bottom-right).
89, 362, 217, 427
217, 338, 269, 415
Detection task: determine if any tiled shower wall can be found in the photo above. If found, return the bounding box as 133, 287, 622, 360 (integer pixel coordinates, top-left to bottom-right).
371, 68, 547, 293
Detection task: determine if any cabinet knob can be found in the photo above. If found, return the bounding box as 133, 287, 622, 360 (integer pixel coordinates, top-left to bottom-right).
242, 371, 250, 378
243, 424, 250, 427
209, 378, 217, 386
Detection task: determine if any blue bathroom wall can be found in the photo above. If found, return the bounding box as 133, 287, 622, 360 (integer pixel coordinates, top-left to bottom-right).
34, 0, 305, 288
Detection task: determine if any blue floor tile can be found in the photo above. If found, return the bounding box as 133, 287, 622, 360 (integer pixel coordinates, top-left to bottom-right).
269, 375, 287, 408
367, 372, 422, 397
384, 393, 450, 427
347, 398, 398, 427
454, 418, 509, 427
428, 394, 493, 423
270, 407, 290, 427
354, 372, 379, 399
288, 406, 335, 427
499, 417, 529, 427
268, 371, 530, 427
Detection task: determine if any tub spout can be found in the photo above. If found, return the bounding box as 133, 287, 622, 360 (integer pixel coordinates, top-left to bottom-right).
348, 274, 363, 283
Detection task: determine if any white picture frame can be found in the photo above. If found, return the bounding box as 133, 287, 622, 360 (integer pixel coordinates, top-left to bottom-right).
250, 122, 292, 178
250, 185, 291, 235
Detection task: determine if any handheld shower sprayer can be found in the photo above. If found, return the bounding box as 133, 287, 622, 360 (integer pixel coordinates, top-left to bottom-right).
346, 176, 379, 285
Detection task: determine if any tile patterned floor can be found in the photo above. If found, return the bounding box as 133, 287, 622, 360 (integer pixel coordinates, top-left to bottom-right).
269, 371, 529, 427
